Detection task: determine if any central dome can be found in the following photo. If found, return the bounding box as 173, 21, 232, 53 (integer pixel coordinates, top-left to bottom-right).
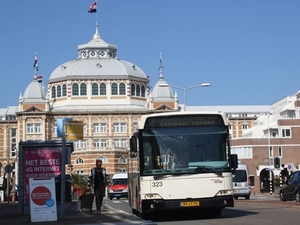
48, 26, 146, 82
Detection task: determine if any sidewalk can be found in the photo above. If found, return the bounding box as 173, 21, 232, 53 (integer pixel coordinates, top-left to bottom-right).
0, 200, 156, 225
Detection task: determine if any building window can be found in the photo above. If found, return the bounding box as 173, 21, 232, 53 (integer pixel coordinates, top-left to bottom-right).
94, 139, 101, 148
35, 123, 41, 133
119, 169, 126, 173
27, 124, 34, 134
76, 170, 84, 175
131, 84, 135, 96
57, 85, 61, 97
92, 83, 98, 95
120, 123, 127, 133
242, 124, 248, 130
93, 123, 100, 133
53, 124, 57, 134
51, 86, 56, 98
133, 122, 138, 132
11, 128, 17, 157
282, 129, 291, 137
62, 84, 67, 96
269, 146, 273, 158
119, 83, 126, 95
100, 83, 106, 95
141, 85, 145, 97
100, 123, 107, 133
72, 83, 79, 96
114, 123, 120, 133
136, 85, 140, 96
83, 123, 87, 134
80, 83, 87, 95
97, 156, 108, 163
101, 139, 107, 148
231, 146, 253, 159
114, 139, 127, 148
111, 83, 118, 95
119, 157, 127, 164
278, 146, 282, 157
74, 140, 87, 149
76, 158, 84, 164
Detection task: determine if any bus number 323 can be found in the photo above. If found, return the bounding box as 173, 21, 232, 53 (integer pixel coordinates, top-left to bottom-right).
152, 181, 163, 187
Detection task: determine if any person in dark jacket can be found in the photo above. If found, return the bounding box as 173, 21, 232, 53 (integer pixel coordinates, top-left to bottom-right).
87, 159, 109, 215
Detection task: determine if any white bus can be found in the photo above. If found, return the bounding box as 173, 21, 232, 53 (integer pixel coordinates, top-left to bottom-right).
128, 111, 238, 218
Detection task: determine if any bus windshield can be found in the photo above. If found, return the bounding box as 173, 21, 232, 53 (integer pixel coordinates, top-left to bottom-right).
139, 125, 230, 176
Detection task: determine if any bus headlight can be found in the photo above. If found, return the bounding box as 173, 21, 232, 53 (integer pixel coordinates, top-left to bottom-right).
143, 193, 162, 199
215, 189, 233, 196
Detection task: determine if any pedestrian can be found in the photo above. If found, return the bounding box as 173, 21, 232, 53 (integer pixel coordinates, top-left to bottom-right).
87, 159, 109, 215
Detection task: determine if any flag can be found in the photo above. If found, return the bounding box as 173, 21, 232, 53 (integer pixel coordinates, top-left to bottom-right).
37, 75, 43, 83
33, 52, 38, 70
88, 2, 97, 13
146, 75, 150, 80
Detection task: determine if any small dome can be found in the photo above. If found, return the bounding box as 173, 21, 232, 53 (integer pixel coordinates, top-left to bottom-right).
152, 79, 174, 99
23, 77, 46, 103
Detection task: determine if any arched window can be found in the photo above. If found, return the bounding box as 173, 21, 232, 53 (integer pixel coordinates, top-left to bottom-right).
76, 158, 84, 164
100, 83, 106, 95
62, 84, 67, 96
131, 84, 135, 96
111, 83, 118, 95
80, 83, 87, 95
119, 83, 126, 95
96, 156, 108, 163
92, 83, 98, 95
141, 85, 146, 97
51, 86, 56, 98
57, 85, 61, 97
118, 157, 127, 164
136, 84, 141, 96
72, 83, 79, 96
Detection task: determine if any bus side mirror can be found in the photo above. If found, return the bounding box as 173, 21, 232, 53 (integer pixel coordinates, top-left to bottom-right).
230, 154, 238, 169
130, 136, 137, 153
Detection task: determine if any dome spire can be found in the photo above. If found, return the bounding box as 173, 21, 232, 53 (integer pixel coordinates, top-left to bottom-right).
33, 52, 39, 79
93, 23, 101, 40
159, 52, 164, 80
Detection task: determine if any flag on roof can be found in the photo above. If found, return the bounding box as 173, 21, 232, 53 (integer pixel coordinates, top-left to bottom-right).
147, 75, 150, 80
33, 52, 38, 70
88, 2, 97, 13
37, 75, 43, 83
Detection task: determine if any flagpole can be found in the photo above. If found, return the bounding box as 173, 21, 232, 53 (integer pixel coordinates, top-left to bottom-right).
96, 0, 98, 29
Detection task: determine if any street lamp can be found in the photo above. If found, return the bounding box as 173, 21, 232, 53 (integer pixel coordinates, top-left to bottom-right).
160, 83, 211, 111
267, 113, 273, 195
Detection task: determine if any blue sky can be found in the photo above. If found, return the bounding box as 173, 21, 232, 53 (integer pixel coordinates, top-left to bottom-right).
1, 1, 300, 108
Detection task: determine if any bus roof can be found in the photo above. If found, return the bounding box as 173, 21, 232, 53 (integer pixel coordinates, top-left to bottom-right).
138, 111, 229, 129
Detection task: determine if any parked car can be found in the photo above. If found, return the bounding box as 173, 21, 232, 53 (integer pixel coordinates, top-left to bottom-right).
279, 170, 300, 202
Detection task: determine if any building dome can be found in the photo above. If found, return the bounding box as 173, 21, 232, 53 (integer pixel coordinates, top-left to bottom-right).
23, 76, 46, 103
48, 26, 146, 82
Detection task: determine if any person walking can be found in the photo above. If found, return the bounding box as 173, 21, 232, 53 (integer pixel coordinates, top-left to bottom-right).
87, 159, 109, 215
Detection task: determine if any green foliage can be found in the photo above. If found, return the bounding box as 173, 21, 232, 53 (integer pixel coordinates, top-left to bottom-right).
71, 173, 88, 192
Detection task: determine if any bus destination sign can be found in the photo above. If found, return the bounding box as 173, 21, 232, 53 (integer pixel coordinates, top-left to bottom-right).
144, 115, 225, 128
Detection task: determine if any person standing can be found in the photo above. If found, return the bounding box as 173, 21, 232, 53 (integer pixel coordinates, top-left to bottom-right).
88, 159, 109, 215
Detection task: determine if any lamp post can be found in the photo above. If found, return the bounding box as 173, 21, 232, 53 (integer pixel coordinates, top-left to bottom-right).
268, 113, 272, 195
168, 83, 211, 111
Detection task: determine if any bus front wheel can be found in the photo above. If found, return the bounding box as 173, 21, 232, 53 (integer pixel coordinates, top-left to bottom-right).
210, 208, 222, 217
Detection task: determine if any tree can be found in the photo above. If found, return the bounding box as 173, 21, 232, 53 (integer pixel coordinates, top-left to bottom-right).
71, 173, 87, 192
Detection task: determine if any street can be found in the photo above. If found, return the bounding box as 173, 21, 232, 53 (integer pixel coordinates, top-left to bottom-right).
105, 197, 300, 225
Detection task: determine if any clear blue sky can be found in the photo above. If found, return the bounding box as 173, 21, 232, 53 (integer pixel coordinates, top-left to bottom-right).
1, 1, 300, 108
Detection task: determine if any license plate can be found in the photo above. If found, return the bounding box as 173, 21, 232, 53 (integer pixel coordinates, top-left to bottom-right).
115, 194, 121, 197
180, 201, 200, 207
